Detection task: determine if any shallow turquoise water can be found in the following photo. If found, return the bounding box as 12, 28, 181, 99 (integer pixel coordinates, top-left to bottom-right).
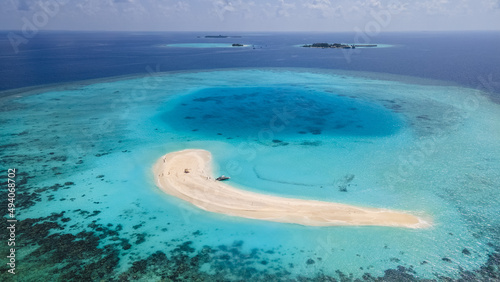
2, 68, 499, 280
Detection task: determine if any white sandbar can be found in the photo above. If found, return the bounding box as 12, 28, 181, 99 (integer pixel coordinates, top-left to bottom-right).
153, 149, 430, 228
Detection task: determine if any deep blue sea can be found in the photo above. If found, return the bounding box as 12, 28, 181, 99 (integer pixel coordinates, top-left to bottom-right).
0, 31, 499, 281
1, 31, 500, 94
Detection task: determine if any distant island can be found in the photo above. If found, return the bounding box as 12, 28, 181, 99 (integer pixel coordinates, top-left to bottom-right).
204, 35, 242, 38
303, 43, 378, 49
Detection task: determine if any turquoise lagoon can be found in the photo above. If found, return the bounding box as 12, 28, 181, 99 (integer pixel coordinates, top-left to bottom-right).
1, 68, 499, 280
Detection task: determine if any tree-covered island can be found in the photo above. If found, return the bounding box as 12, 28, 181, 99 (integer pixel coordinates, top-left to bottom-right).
303, 43, 378, 49
303, 43, 355, 49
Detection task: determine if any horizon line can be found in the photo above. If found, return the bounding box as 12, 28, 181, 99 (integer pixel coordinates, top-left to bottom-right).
2, 29, 499, 34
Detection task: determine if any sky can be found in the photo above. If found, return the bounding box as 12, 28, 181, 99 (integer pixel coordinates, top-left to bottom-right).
1, 0, 499, 32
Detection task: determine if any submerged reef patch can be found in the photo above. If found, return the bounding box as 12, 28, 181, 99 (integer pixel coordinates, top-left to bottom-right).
1, 213, 499, 281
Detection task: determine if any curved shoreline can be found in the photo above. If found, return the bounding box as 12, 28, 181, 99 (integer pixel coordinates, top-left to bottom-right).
153, 149, 430, 228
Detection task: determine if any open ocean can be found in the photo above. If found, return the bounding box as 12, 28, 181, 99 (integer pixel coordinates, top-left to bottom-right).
0, 31, 499, 281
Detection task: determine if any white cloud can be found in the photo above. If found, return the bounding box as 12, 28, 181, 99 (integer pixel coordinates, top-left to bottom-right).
260, 0, 296, 19
173, 1, 190, 12
211, 0, 255, 21
0, 1, 19, 13
275, 0, 295, 17
119, 0, 147, 15
414, 0, 451, 15
155, 0, 191, 17
488, 0, 500, 9
76, 0, 114, 16
302, 0, 343, 18
0, 0, 498, 32
386, 0, 408, 14
364, 0, 382, 9
75, 0, 148, 17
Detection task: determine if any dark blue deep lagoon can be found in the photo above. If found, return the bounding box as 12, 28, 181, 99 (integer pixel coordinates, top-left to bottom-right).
161, 86, 403, 139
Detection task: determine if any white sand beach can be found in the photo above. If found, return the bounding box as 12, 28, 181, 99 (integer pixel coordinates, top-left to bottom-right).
153, 149, 430, 228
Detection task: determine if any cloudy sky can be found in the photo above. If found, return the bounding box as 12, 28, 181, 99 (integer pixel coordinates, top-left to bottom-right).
1, 0, 499, 32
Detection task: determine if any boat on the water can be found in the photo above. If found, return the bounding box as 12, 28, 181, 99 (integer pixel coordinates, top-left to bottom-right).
216, 175, 230, 181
